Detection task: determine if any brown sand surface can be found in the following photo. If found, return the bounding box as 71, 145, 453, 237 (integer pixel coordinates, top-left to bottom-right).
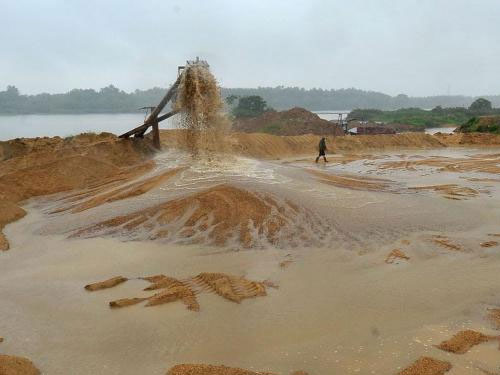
0, 354, 40, 375
385, 249, 410, 264
99, 272, 268, 311
308, 169, 393, 192
487, 309, 500, 330
480, 241, 498, 248
410, 184, 479, 200
166, 364, 274, 375
399, 357, 451, 375
84, 276, 128, 291
436, 330, 494, 354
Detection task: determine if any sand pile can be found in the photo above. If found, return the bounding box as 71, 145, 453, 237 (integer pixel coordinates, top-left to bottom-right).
436, 330, 495, 354
166, 364, 273, 375
233, 107, 344, 136
74, 184, 324, 248
0, 133, 155, 250
410, 184, 479, 200
308, 169, 394, 192
488, 309, 500, 330
385, 249, 410, 264
85, 272, 270, 311
0, 354, 40, 375
174, 64, 230, 157
432, 236, 462, 252
399, 357, 451, 375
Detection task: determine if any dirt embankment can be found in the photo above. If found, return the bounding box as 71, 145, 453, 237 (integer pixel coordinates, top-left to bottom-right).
434, 132, 500, 146
0, 133, 155, 250
160, 130, 447, 159
232, 107, 344, 136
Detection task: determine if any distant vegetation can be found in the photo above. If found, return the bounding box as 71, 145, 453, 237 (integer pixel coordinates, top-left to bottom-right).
3, 84, 500, 115
226, 95, 272, 118
348, 98, 500, 129
457, 116, 500, 134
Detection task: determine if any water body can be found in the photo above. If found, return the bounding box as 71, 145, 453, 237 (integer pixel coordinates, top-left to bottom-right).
425, 127, 456, 134
0, 113, 180, 141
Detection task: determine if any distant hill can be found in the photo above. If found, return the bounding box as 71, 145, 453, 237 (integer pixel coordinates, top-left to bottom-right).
2, 84, 500, 114
233, 107, 344, 136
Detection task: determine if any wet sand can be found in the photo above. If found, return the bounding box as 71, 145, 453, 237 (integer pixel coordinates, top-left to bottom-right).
1, 146, 500, 374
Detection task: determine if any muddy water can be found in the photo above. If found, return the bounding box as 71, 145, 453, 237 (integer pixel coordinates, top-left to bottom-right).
1, 148, 500, 374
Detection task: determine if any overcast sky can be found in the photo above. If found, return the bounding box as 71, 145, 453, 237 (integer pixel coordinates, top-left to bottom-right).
2, 0, 500, 96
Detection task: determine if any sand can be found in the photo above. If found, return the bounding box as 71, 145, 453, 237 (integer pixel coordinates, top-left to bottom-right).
385, 249, 410, 264
399, 357, 451, 375
488, 309, 500, 330
88, 272, 269, 311
84, 276, 128, 291
1, 131, 500, 374
166, 364, 273, 375
73, 184, 320, 248
0, 354, 40, 375
436, 330, 495, 354
410, 184, 479, 200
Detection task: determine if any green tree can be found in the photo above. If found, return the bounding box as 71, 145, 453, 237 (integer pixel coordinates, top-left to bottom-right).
469, 98, 492, 113
232, 95, 269, 118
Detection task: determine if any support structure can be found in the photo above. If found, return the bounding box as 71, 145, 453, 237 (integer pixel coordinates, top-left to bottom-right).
118, 76, 182, 149
119, 58, 209, 150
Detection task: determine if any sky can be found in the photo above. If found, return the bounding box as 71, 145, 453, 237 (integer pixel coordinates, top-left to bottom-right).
1, 0, 500, 97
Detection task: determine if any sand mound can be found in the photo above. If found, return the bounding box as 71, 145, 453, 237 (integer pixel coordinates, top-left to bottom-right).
0, 354, 40, 375
0, 133, 156, 250
481, 241, 499, 248
87, 272, 269, 311
84, 276, 128, 291
488, 309, 500, 330
399, 357, 451, 375
410, 184, 478, 200
233, 107, 344, 136
436, 330, 494, 354
432, 236, 462, 252
166, 364, 273, 375
309, 169, 394, 192
385, 249, 410, 264
74, 184, 323, 248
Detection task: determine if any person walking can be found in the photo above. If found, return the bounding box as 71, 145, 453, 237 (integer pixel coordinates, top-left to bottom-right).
315, 137, 328, 163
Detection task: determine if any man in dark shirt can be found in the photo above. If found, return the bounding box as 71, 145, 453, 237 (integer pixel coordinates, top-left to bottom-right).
315, 137, 328, 163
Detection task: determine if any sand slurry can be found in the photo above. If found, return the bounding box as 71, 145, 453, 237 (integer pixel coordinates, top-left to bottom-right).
0, 354, 40, 375
435, 330, 497, 354
399, 356, 451, 375
480, 241, 499, 248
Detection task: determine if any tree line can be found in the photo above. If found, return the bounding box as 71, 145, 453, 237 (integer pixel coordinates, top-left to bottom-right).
2, 84, 500, 115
